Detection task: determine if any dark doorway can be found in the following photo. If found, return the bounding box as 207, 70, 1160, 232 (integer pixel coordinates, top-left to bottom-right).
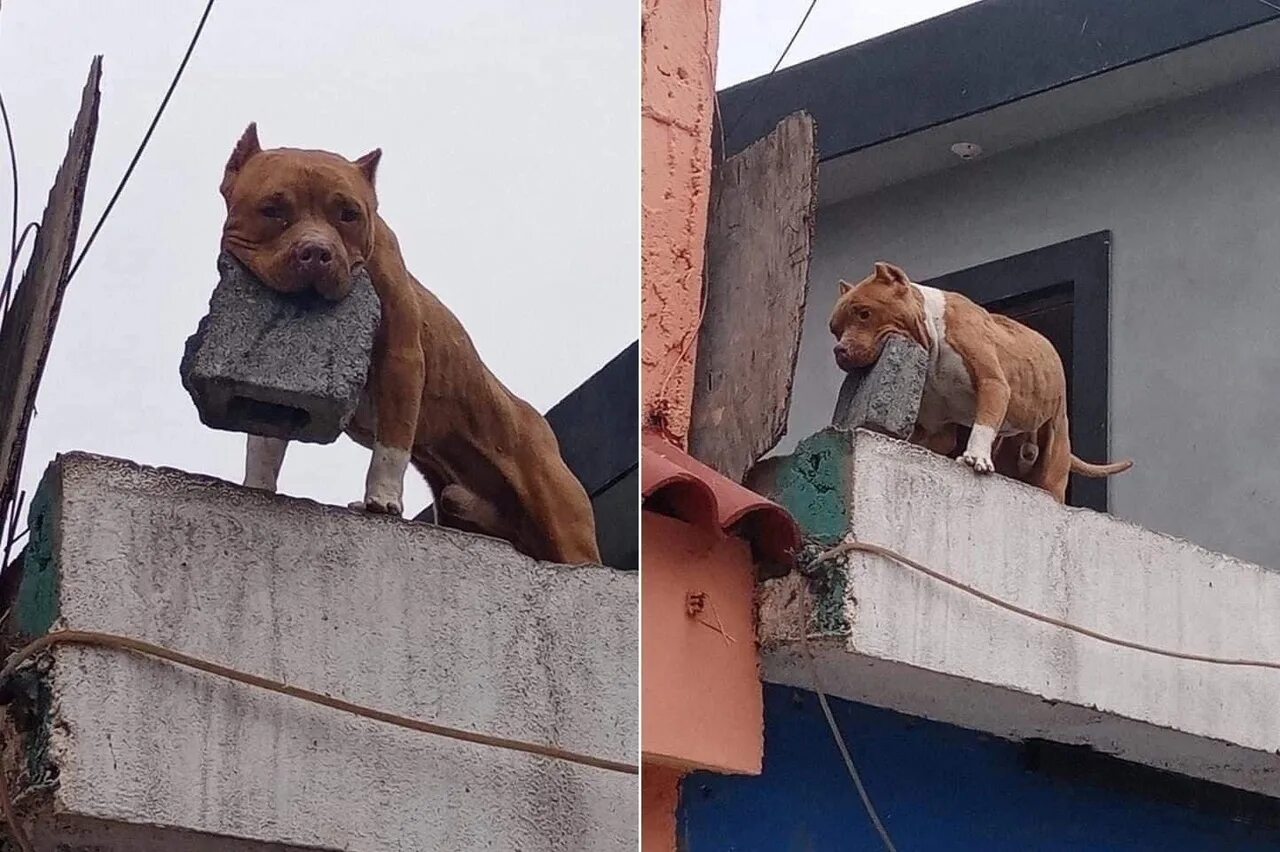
922, 233, 1111, 511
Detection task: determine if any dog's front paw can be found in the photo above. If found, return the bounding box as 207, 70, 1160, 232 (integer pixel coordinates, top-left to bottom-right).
961, 452, 994, 474
366, 497, 403, 516
356, 444, 409, 519
348, 498, 403, 516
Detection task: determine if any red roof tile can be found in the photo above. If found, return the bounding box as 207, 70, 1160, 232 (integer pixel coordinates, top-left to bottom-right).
642, 432, 799, 574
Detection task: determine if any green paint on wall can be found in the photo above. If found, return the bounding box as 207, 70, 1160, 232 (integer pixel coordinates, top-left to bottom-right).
16, 470, 61, 637
747, 429, 860, 636
11, 466, 62, 796
751, 429, 854, 546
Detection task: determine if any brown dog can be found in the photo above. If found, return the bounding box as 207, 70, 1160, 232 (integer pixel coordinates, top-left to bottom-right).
221, 124, 600, 565
829, 262, 1131, 502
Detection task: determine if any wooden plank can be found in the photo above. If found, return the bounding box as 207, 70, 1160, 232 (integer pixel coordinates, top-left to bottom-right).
0, 58, 102, 524
689, 111, 817, 482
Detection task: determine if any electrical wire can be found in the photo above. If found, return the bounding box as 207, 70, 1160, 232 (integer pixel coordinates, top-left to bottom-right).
799, 588, 899, 851
0, 221, 35, 316
723, 0, 820, 143
770, 0, 819, 75
64, 0, 216, 286
0, 90, 17, 266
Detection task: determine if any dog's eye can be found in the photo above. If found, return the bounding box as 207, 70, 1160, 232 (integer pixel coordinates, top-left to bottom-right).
260, 204, 283, 220
857, 308, 872, 321
340, 208, 361, 223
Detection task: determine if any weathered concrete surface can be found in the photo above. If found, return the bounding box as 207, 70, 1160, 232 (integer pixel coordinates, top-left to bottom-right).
180, 253, 380, 444
830, 335, 926, 439
756, 428, 1280, 797
6, 452, 636, 851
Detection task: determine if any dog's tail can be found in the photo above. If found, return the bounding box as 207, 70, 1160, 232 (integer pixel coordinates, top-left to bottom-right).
1070, 454, 1134, 478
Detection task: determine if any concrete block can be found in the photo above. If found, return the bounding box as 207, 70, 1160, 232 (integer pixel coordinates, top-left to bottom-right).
830, 334, 926, 439
5, 453, 636, 851
179, 253, 380, 444
755, 428, 1280, 798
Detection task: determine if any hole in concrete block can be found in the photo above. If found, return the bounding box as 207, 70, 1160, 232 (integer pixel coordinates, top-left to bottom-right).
227, 396, 311, 432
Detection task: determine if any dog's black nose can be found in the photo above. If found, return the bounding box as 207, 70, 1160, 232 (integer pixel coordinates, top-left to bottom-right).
833, 343, 846, 359
292, 241, 334, 272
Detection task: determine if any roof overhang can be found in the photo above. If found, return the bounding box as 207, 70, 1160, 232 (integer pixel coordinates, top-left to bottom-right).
642, 432, 799, 574
718, 0, 1280, 205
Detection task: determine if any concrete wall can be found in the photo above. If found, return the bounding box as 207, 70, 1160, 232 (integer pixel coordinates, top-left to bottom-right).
680, 684, 1280, 851
9, 453, 636, 851
754, 430, 1280, 799
788, 66, 1280, 568
640, 0, 719, 443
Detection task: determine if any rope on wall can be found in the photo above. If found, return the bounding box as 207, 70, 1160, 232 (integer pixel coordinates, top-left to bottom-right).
0, 628, 638, 850
809, 538, 1280, 671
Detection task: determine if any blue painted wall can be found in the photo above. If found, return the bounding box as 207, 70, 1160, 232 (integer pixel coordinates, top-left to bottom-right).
679, 684, 1280, 851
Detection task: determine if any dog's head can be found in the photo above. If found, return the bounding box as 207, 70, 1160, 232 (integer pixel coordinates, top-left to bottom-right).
219, 123, 381, 301
829, 261, 930, 371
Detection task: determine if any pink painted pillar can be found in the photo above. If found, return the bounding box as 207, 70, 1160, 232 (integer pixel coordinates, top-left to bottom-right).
641, 0, 720, 447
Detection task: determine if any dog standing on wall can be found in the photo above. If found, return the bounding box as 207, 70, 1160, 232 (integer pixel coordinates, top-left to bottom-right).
219, 123, 601, 565
829, 261, 1132, 502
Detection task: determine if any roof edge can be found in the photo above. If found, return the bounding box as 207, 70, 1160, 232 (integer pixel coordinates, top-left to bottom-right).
642, 432, 800, 574
718, 0, 1280, 162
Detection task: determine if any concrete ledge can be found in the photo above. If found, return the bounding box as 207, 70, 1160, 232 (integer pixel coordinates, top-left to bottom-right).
6, 453, 636, 851
755, 428, 1280, 797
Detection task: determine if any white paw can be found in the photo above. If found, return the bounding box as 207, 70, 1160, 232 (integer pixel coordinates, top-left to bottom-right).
961, 452, 994, 474
357, 443, 409, 518
348, 498, 403, 516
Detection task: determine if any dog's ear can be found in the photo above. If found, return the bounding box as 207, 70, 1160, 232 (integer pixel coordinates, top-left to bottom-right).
354, 149, 382, 187
838, 280, 854, 296
873, 261, 910, 286
221, 123, 262, 200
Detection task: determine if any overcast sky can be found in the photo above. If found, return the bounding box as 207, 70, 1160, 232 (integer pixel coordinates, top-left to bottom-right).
2, 1, 636, 517
718, 0, 980, 88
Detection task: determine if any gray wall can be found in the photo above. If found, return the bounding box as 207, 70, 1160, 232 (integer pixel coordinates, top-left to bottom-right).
23, 453, 637, 850
791, 67, 1280, 568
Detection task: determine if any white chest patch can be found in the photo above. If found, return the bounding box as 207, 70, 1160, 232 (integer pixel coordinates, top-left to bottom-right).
912, 284, 977, 430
